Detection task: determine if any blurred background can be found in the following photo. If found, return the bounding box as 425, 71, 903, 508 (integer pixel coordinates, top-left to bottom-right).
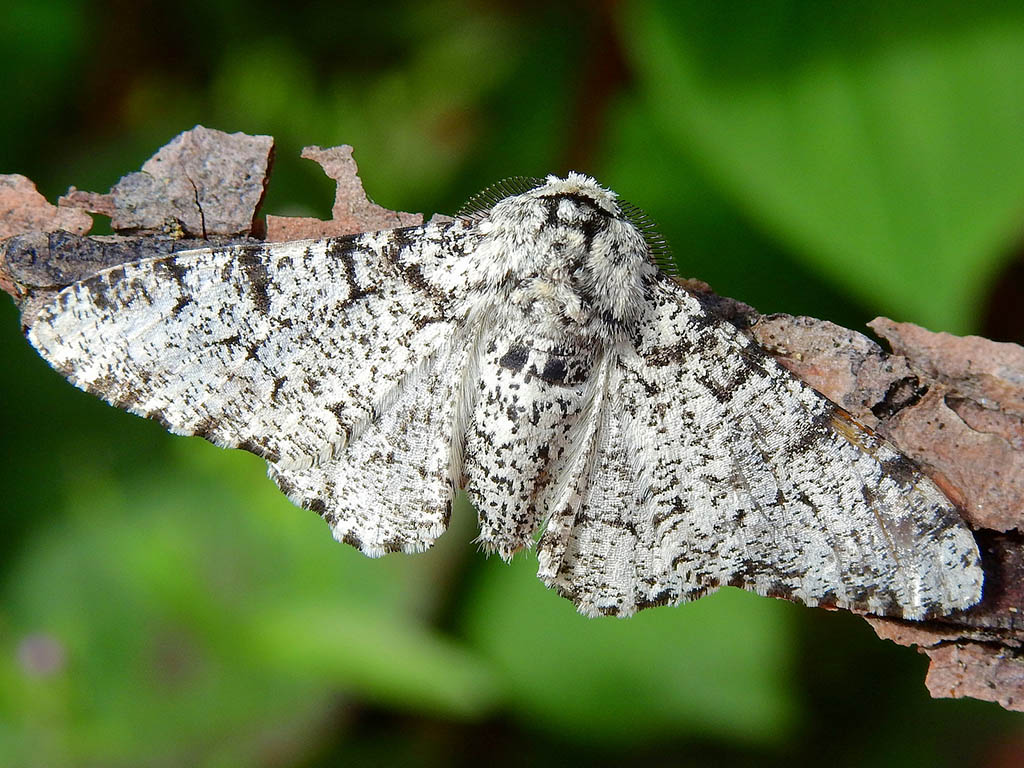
2, 1, 1024, 766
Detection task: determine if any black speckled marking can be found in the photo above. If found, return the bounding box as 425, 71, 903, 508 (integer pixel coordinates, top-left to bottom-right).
86, 278, 115, 312
326, 402, 347, 424
645, 342, 689, 368
539, 356, 567, 384
171, 294, 193, 316
157, 257, 191, 289
271, 376, 286, 402
878, 454, 920, 489
237, 248, 271, 314
499, 345, 529, 373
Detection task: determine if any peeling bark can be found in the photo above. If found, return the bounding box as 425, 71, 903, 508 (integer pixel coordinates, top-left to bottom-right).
265, 144, 421, 241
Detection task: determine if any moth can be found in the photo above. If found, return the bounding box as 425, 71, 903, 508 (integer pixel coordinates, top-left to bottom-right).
25, 173, 983, 618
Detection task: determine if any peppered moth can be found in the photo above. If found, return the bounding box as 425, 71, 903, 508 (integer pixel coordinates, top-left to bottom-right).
26, 173, 983, 619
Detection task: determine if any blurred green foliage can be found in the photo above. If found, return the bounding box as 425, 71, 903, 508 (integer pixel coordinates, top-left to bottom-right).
2, 1, 1023, 766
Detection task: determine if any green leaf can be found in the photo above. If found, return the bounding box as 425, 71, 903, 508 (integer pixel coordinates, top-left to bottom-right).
245, 601, 498, 718
598, 93, 870, 329
0, 441, 497, 766
626, 0, 1024, 333
461, 554, 798, 746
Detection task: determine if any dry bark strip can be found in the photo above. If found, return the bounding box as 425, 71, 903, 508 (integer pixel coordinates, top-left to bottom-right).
1, 126, 1022, 710
264, 144, 422, 241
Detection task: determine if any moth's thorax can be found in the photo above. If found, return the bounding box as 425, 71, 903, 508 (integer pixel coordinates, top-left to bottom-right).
467, 175, 657, 343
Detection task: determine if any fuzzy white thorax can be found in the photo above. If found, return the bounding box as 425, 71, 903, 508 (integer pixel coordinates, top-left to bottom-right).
466, 173, 657, 343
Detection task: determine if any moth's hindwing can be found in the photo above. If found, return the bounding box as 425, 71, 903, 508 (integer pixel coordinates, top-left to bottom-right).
269, 331, 480, 556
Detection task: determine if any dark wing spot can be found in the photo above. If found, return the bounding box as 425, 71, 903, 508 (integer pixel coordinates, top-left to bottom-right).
237, 249, 272, 314
171, 294, 193, 316
157, 257, 191, 288
499, 346, 529, 373
271, 376, 286, 401
539, 356, 567, 384
879, 455, 921, 489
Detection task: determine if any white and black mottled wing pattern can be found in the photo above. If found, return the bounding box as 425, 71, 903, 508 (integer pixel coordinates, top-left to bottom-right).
538, 276, 984, 619
28, 222, 475, 471
268, 329, 480, 556
23, 170, 983, 619
461, 321, 604, 559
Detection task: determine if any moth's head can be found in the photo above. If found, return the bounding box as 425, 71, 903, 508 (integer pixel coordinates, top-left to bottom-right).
460, 173, 671, 333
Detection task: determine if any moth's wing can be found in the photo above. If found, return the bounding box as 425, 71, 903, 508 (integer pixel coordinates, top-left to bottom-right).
28, 223, 473, 470
268, 329, 481, 556
538, 278, 984, 619
460, 322, 604, 559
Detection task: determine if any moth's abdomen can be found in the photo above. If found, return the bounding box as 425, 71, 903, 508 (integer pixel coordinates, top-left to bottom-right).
463, 324, 603, 559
